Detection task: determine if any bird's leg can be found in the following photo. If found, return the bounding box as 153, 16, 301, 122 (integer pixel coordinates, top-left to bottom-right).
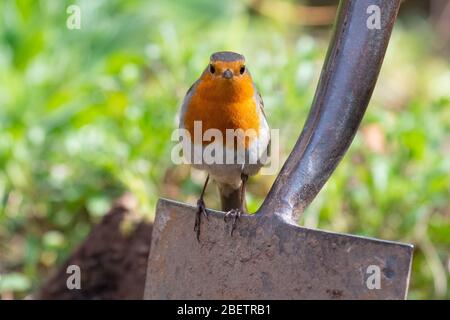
224, 173, 248, 236
194, 174, 209, 241
239, 173, 248, 212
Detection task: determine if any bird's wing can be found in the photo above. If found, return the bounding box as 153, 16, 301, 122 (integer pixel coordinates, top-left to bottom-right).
255, 90, 266, 119
178, 79, 199, 129
254, 88, 271, 158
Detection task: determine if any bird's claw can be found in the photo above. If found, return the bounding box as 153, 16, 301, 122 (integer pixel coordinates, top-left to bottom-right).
194, 198, 208, 241
197, 198, 209, 220
224, 209, 242, 236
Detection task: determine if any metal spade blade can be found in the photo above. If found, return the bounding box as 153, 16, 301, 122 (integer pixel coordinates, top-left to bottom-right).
145, 199, 412, 299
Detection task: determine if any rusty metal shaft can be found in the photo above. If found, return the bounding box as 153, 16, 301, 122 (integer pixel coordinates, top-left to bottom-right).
260, 0, 401, 222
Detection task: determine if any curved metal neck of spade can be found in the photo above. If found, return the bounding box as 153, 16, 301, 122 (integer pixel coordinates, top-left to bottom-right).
258, 0, 402, 224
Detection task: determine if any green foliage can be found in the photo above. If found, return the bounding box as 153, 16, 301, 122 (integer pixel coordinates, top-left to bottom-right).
0, 0, 448, 299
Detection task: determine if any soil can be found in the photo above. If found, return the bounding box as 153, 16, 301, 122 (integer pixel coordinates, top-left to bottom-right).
35, 195, 153, 300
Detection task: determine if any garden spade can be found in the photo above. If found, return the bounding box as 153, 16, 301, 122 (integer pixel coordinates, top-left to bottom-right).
144, 0, 413, 299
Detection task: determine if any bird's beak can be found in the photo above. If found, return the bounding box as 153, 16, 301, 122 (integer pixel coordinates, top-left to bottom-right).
222, 69, 233, 79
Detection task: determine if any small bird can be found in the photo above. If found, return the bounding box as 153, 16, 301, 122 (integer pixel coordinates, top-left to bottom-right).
179, 51, 270, 240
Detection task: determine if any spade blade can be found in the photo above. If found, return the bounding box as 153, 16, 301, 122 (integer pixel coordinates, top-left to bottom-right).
144, 199, 413, 300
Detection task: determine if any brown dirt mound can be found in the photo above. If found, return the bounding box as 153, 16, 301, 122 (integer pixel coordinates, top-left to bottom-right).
36, 195, 153, 300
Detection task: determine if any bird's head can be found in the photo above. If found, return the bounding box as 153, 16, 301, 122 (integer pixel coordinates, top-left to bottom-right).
198, 51, 254, 100
203, 51, 250, 82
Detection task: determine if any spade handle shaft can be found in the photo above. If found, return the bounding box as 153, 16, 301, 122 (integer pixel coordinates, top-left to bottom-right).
260, 0, 401, 222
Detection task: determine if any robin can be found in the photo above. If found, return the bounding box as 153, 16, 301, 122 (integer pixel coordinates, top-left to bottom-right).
178, 51, 270, 240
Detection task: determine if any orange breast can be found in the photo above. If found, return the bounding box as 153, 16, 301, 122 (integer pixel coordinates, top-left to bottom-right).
184, 74, 260, 147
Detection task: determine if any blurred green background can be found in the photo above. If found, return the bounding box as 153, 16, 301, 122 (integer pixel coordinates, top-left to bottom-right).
0, 0, 449, 299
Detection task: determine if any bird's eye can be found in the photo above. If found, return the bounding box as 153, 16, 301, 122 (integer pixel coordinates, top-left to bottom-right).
240, 65, 246, 74
209, 64, 215, 74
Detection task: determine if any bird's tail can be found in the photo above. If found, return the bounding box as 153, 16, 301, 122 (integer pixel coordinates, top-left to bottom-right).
217, 183, 246, 212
